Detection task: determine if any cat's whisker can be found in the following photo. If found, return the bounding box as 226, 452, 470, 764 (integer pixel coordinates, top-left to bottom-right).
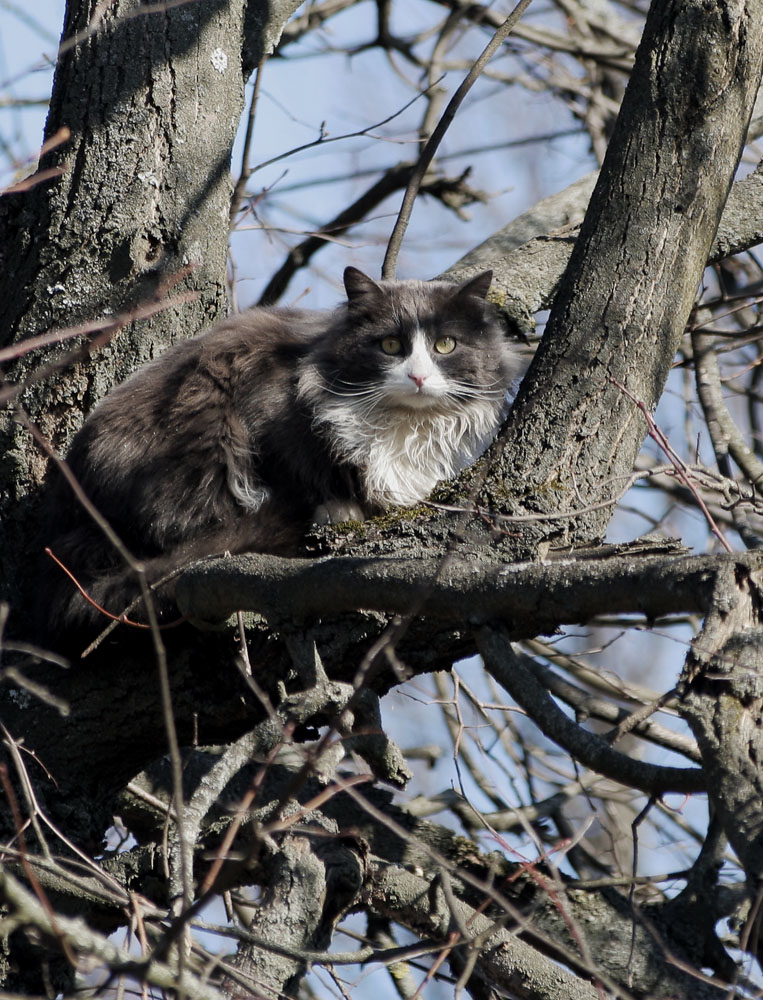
318, 378, 386, 399
444, 387, 507, 402
321, 386, 380, 399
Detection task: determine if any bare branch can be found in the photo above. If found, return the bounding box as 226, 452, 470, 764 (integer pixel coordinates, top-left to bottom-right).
175, 548, 759, 633
477, 628, 702, 795
381, 0, 533, 279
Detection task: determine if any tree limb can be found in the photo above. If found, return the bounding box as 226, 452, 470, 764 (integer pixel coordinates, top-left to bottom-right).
175, 548, 761, 634
477, 627, 702, 795
0, 866, 225, 1000
680, 560, 763, 884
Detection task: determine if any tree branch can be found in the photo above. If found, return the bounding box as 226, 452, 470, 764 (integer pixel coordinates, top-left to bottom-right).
381, 0, 533, 279
680, 560, 763, 884
443, 102, 763, 336
0, 866, 225, 1000
467, 0, 763, 552
477, 627, 702, 795
175, 548, 760, 633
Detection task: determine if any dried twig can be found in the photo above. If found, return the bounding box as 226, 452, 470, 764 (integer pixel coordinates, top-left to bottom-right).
382, 0, 534, 279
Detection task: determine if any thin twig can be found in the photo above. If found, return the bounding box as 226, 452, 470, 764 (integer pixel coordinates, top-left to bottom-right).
611, 379, 734, 553
229, 54, 267, 228
0, 126, 70, 196
44, 548, 185, 631
248, 80, 443, 179
0, 764, 78, 966
381, 0, 534, 279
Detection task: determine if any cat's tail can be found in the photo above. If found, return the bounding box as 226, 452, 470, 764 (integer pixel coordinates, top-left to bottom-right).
39, 542, 194, 655
35, 509, 303, 656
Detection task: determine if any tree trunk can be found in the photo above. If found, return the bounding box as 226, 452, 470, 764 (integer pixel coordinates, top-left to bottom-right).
3, 0, 763, 994
474, 0, 763, 550
0, 0, 302, 623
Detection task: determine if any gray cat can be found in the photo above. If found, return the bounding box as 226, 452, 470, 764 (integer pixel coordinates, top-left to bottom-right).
39, 267, 525, 642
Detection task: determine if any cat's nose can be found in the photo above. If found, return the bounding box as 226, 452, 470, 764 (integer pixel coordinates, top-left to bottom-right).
408, 373, 428, 389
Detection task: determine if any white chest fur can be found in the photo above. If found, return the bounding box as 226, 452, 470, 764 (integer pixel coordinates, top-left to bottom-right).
308, 391, 506, 507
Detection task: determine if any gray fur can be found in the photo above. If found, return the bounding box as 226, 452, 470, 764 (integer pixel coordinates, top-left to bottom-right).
38, 267, 526, 643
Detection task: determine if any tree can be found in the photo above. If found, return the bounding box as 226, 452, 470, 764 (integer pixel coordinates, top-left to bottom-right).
1, 0, 763, 996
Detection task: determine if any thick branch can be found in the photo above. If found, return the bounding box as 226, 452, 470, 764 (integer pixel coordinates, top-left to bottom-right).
477, 628, 702, 794
120, 763, 724, 999
525, 655, 701, 762
442, 113, 763, 333
175, 549, 761, 633
365, 863, 602, 1000
459, 0, 763, 548
680, 562, 763, 884
0, 866, 224, 1000
221, 830, 366, 999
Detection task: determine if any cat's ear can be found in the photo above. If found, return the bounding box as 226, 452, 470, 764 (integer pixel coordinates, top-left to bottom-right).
344, 267, 385, 304
453, 270, 493, 300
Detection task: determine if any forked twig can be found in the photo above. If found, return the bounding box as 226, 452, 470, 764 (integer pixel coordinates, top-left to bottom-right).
611, 378, 733, 553
382, 0, 534, 279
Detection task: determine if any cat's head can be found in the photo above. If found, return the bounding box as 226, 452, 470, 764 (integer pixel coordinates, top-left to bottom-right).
309, 267, 525, 412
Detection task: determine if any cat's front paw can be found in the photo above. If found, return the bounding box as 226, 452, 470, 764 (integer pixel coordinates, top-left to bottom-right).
312, 500, 366, 525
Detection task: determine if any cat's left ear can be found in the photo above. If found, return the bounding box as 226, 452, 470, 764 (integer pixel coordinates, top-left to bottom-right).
453, 270, 493, 300
344, 266, 385, 304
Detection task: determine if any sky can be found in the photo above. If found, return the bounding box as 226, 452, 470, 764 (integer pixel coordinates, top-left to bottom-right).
0, 0, 595, 308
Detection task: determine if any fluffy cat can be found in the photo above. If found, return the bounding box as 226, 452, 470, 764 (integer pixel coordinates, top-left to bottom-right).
38, 267, 525, 643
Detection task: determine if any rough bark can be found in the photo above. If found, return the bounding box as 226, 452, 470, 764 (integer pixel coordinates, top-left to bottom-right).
680, 562, 763, 885
466, 0, 763, 552
1, 0, 240, 452
442, 108, 763, 330
0, 0, 302, 619
96, 759, 731, 999
441, 160, 763, 338
220, 830, 367, 999
174, 545, 734, 630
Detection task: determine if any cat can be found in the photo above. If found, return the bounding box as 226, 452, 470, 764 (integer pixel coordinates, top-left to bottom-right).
38, 267, 526, 645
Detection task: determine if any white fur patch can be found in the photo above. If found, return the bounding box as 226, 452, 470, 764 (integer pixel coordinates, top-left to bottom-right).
228, 471, 269, 512
380, 330, 451, 406
300, 367, 506, 507
226, 436, 270, 511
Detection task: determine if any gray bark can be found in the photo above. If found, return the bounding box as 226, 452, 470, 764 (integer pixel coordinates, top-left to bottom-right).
175, 545, 736, 631
0, 0, 301, 991
443, 109, 763, 331
466, 0, 763, 552
0, 0, 301, 615
442, 162, 763, 337
4, 543, 757, 837
0, 866, 225, 1000
680, 562, 763, 885
220, 829, 367, 999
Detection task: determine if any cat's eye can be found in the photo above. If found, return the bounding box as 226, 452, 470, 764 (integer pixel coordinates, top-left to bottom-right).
434, 336, 456, 355
380, 336, 403, 356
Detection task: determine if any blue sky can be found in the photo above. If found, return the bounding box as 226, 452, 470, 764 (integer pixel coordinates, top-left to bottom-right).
0, 1, 594, 307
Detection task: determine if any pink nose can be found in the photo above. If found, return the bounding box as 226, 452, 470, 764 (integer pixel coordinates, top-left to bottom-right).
408, 373, 427, 389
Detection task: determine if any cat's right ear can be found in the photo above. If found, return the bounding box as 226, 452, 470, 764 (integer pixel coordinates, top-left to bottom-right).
454, 270, 493, 300
344, 266, 385, 304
